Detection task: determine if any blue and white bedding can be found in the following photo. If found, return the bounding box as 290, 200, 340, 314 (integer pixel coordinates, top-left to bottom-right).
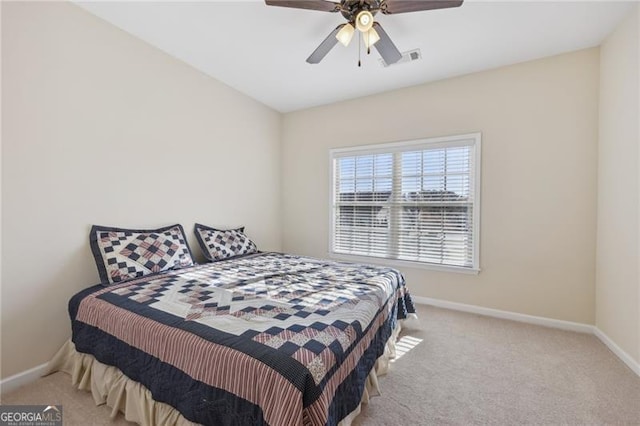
69, 252, 415, 425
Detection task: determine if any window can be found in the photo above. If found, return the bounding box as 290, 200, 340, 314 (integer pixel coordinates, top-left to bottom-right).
330, 133, 481, 272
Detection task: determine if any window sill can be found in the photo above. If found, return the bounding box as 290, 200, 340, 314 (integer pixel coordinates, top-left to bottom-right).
327, 252, 480, 275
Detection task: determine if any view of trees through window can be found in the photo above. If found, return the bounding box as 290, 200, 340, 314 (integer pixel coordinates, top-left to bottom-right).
332, 142, 477, 268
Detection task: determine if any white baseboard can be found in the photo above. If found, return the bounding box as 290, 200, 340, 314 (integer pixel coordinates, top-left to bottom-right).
412, 295, 640, 377
593, 327, 640, 377
412, 296, 594, 333
0, 362, 48, 396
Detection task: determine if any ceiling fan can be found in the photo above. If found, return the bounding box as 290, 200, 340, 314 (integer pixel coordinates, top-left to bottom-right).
265, 0, 463, 65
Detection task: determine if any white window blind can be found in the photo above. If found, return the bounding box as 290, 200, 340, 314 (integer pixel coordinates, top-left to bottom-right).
330, 134, 481, 271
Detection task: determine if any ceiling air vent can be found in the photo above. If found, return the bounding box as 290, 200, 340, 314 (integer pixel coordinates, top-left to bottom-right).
379, 49, 422, 67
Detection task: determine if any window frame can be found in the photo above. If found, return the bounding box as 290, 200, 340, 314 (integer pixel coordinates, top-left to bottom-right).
328, 133, 482, 274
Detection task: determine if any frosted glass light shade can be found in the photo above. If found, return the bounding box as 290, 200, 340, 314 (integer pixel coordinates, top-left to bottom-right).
355, 11, 374, 32
364, 27, 380, 48
336, 23, 355, 46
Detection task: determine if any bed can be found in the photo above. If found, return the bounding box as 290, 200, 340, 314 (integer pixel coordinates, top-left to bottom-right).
48, 251, 416, 426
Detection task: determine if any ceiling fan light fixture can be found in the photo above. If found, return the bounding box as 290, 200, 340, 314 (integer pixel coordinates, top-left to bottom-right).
336, 23, 355, 46
364, 27, 380, 48
265, 0, 466, 66
355, 10, 374, 32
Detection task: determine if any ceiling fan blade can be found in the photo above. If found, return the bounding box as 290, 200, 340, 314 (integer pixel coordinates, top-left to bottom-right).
382, 0, 463, 14
306, 25, 343, 64
265, 0, 340, 12
372, 23, 402, 65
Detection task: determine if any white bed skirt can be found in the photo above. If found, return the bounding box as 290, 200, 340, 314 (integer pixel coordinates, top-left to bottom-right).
45, 324, 401, 426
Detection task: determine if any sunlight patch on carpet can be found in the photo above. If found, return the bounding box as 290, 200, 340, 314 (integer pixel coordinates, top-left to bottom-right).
392, 335, 423, 362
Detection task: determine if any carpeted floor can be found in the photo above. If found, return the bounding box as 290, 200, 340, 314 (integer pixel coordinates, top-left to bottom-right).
2, 305, 639, 425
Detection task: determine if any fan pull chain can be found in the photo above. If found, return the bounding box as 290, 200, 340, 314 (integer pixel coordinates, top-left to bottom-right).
366, 31, 370, 55
358, 31, 361, 67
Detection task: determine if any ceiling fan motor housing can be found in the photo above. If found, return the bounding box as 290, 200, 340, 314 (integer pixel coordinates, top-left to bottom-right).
340, 0, 382, 21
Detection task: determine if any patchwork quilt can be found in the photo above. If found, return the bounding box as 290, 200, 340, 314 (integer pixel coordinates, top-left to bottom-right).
69, 252, 416, 426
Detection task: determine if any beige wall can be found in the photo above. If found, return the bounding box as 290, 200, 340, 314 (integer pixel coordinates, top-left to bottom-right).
596, 7, 640, 363
282, 49, 599, 324
1, 2, 282, 379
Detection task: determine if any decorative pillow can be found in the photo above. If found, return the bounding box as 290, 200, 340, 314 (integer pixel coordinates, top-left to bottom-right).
194, 223, 258, 262
90, 224, 194, 285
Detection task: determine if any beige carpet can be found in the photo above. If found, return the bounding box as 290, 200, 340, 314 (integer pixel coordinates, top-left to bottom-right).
2, 305, 639, 425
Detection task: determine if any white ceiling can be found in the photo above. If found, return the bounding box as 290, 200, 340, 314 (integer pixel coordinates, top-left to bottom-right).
76, 1, 634, 112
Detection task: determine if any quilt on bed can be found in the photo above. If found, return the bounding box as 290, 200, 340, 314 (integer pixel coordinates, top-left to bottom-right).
69, 252, 415, 426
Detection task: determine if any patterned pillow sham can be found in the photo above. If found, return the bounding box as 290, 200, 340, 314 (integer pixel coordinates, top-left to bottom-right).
194, 223, 258, 262
90, 224, 195, 285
